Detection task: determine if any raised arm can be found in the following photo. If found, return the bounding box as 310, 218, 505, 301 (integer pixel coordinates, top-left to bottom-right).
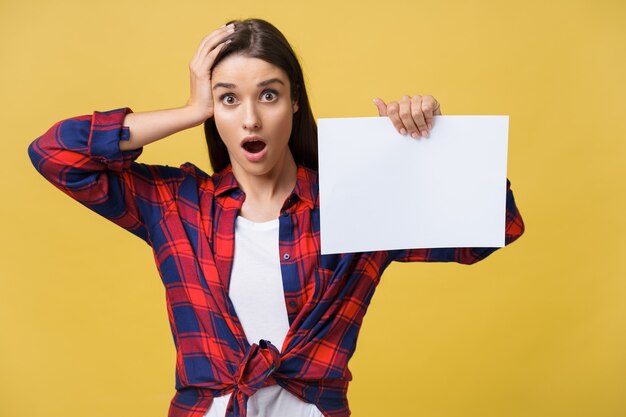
28, 108, 186, 244
119, 23, 236, 151
27, 25, 235, 243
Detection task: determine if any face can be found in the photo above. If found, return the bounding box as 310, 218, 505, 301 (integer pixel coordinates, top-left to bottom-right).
211, 54, 299, 178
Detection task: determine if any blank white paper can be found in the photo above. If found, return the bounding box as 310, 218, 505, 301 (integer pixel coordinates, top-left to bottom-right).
317, 115, 509, 255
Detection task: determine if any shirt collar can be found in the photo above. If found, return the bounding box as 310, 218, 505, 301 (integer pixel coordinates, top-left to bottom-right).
213, 164, 317, 211
213, 164, 240, 197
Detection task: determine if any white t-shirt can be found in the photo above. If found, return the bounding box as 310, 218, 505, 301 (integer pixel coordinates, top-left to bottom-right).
203, 216, 324, 417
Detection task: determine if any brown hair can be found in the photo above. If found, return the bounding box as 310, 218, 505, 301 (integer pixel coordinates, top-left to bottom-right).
204, 18, 318, 173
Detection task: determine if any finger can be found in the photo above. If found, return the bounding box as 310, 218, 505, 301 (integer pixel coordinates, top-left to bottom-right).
200, 25, 234, 58
190, 40, 225, 83
198, 38, 231, 71
193, 26, 231, 60
191, 24, 235, 67
399, 95, 421, 137
410, 95, 429, 137
373, 97, 387, 116
433, 100, 442, 116
386, 101, 406, 135
421, 95, 438, 130
205, 23, 235, 48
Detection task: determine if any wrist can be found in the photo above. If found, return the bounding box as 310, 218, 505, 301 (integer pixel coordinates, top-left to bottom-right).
183, 103, 213, 126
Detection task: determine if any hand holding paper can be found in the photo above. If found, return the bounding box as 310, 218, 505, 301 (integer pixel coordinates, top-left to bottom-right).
373, 94, 442, 138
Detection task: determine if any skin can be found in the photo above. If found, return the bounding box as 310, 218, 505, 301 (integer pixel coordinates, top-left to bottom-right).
184, 23, 443, 222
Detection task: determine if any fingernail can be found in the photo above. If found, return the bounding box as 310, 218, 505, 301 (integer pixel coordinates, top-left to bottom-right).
227, 23, 235, 30
424, 131, 429, 137
411, 132, 419, 138
400, 128, 407, 135
428, 123, 432, 130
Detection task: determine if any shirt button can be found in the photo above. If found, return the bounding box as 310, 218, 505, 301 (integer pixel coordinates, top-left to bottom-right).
289, 300, 297, 308
283, 253, 290, 260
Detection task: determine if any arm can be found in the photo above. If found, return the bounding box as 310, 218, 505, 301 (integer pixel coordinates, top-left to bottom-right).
119, 106, 207, 151
121, 23, 236, 151
27, 25, 234, 243
374, 95, 525, 264
27, 107, 193, 243
389, 178, 525, 264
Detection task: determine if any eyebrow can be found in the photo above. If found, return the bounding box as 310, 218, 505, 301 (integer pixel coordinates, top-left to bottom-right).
212, 78, 285, 90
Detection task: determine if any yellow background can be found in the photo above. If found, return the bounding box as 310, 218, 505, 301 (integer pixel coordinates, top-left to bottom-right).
1, 0, 625, 416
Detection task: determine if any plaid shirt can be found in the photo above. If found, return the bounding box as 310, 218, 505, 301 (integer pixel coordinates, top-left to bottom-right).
28, 107, 525, 417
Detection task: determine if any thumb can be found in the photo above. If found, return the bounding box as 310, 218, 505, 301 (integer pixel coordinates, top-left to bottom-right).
373, 97, 387, 116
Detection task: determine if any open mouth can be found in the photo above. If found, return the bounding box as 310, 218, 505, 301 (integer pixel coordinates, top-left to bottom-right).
242, 140, 267, 154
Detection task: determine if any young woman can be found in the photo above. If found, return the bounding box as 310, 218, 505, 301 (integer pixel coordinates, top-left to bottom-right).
28, 18, 524, 417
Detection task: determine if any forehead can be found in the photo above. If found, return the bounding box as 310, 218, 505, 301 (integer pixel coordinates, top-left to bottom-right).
212, 54, 289, 86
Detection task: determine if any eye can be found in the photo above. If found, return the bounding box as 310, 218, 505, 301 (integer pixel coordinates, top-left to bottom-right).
261, 90, 278, 102
220, 94, 238, 105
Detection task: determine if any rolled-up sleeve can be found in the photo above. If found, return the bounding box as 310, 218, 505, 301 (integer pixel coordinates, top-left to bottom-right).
28, 107, 185, 245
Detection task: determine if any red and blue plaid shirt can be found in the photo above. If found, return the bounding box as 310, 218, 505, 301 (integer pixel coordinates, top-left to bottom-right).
28, 107, 525, 417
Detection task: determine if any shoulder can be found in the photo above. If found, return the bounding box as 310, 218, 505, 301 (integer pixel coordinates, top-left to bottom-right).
179, 162, 211, 180
178, 162, 216, 192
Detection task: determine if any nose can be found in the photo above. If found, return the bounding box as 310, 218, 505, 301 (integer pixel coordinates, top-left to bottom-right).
242, 101, 261, 130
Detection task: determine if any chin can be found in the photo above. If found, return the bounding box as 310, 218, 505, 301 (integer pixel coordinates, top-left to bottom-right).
244, 163, 274, 176
234, 158, 277, 177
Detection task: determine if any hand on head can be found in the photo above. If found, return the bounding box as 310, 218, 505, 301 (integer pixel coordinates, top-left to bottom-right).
186, 24, 236, 121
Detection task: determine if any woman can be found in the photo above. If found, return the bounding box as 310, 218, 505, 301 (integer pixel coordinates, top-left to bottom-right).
28, 18, 524, 417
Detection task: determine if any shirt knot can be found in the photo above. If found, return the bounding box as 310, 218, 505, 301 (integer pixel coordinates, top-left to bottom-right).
225, 339, 282, 416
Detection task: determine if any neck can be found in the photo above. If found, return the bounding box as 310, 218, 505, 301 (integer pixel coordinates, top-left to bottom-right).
231, 151, 298, 203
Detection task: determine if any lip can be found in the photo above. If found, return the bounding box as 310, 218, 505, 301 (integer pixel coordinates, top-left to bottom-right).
240, 135, 266, 147
240, 135, 268, 162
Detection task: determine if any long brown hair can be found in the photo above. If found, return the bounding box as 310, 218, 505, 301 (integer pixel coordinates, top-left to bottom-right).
204, 18, 318, 173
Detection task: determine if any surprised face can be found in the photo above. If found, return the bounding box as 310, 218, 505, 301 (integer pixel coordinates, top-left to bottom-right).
211, 54, 299, 179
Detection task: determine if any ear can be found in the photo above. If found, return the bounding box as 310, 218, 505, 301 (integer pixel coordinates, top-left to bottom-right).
292, 100, 299, 113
